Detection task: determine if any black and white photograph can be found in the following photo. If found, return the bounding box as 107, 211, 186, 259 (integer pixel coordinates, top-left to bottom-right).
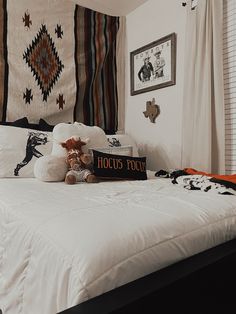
130, 33, 176, 95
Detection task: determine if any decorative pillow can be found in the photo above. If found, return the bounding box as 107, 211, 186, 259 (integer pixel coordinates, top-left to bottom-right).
38, 118, 55, 132
93, 150, 147, 180
0, 117, 54, 131
90, 145, 133, 157
106, 134, 139, 157
52, 122, 109, 157
0, 125, 52, 177
34, 155, 67, 182
0, 117, 29, 128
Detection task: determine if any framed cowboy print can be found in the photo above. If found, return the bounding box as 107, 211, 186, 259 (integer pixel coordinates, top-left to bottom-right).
130, 33, 176, 96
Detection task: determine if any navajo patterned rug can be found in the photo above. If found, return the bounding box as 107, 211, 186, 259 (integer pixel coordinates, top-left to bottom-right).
1, 0, 76, 124
0, 0, 6, 120
0, 0, 119, 133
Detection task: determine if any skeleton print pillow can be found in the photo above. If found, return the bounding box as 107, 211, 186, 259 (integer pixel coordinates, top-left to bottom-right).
106, 134, 139, 157
0, 125, 52, 177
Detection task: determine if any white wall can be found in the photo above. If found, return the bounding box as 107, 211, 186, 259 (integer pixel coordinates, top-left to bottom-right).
71, 0, 148, 16
125, 0, 187, 170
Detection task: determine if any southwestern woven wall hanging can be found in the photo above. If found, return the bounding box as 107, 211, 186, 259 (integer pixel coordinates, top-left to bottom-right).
74, 6, 119, 134
1, 0, 76, 124
0, 0, 119, 134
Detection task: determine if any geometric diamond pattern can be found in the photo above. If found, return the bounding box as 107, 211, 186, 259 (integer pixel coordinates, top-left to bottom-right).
23, 24, 64, 101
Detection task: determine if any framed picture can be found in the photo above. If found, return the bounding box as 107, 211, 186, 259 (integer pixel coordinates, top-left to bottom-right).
130, 33, 176, 96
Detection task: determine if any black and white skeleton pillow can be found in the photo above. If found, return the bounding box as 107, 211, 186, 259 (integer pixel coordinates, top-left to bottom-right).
0, 125, 52, 177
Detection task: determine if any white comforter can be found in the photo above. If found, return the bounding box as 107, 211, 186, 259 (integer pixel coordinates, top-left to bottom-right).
0, 172, 236, 314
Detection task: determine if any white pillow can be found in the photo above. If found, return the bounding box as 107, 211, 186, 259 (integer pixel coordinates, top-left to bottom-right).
106, 134, 139, 157
0, 125, 52, 177
34, 155, 67, 182
90, 145, 133, 157
52, 122, 109, 157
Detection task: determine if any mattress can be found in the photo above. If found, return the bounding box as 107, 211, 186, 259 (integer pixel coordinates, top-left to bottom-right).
0, 172, 235, 314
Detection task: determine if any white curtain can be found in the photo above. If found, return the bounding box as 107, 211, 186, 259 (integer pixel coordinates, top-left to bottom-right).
181, 0, 225, 173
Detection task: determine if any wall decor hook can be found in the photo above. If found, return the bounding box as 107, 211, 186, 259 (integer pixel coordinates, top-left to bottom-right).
182, 0, 198, 10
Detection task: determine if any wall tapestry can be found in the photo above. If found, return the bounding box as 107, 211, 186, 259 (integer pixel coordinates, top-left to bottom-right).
0, 0, 119, 134
74, 5, 119, 134
1, 0, 76, 124
0, 0, 6, 119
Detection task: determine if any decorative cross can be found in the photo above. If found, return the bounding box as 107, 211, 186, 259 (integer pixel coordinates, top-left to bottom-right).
55, 24, 64, 39
22, 11, 32, 29
23, 88, 33, 104
57, 94, 65, 110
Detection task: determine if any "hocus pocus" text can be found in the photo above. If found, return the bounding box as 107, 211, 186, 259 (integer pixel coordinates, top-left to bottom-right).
97, 157, 146, 172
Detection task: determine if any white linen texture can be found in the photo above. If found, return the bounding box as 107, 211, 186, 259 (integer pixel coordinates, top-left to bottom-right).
0, 173, 236, 314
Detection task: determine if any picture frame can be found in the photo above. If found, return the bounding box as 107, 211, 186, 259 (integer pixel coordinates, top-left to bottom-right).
130, 33, 176, 96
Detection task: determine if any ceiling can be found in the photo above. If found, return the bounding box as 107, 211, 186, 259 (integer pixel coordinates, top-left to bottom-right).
73, 0, 149, 16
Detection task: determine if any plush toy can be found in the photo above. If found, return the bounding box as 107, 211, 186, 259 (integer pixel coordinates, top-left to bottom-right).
61, 136, 98, 184
34, 123, 109, 183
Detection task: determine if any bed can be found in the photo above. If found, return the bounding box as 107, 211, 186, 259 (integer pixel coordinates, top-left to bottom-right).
0, 171, 236, 314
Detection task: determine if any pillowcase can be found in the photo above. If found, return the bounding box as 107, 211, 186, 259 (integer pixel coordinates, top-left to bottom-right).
34, 155, 67, 182
38, 118, 55, 132
52, 122, 109, 157
106, 134, 139, 157
93, 150, 147, 180
0, 117, 29, 128
0, 125, 52, 177
0, 117, 54, 131
89, 145, 133, 157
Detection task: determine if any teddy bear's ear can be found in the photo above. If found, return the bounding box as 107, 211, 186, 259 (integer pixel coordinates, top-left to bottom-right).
61, 142, 67, 149
71, 136, 80, 141
83, 138, 90, 144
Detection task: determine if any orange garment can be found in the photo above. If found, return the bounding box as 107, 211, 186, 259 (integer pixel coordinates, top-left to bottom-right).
184, 168, 236, 184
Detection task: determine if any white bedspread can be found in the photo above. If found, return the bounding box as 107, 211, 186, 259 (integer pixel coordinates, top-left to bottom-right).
0, 172, 236, 314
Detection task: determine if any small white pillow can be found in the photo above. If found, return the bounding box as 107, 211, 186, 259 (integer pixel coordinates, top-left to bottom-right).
34, 155, 67, 182
106, 134, 139, 157
52, 122, 109, 157
90, 145, 133, 157
0, 125, 52, 177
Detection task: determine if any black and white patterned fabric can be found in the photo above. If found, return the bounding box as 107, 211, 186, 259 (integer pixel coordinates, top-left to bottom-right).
155, 170, 236, 196
0, 125, 52, 177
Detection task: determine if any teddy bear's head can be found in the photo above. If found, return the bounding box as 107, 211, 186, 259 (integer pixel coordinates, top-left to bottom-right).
60, 136, 97, 184
61, 136, 89, 152
61, 136, 92, 170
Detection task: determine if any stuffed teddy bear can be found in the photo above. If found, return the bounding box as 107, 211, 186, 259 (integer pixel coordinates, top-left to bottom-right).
61, 136, 98, 184
34, 122, 109, 182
